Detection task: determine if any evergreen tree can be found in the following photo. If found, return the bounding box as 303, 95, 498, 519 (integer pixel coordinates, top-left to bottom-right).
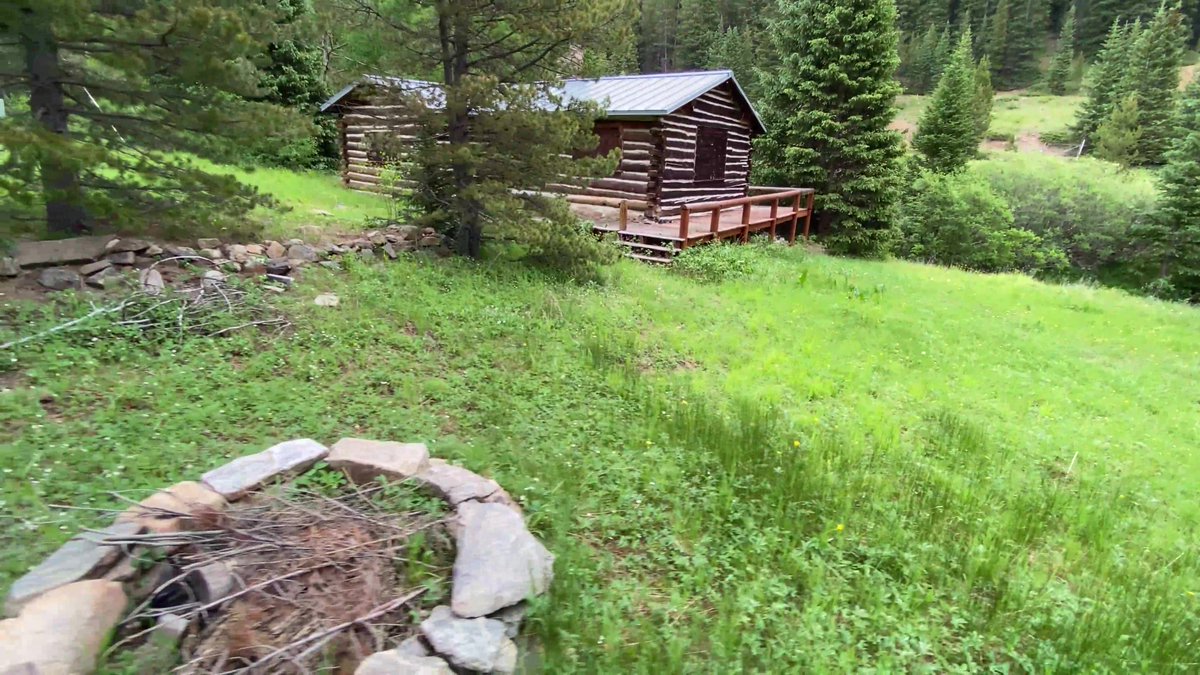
986, 0, 1014, 84
678, 0, 723, 70
1141, 81, 1200, 300
915, 32, 982, 173
756, 0, 905, 257
0, 0, 304, 235
1094, 94, 1143, 165
1121, 2, 1187, 163
974, 56, 996, 138
1073, 20, 1136, 142
1079, 0, 1159, 54
1046, 3, 1077, 94
907, 24, 946, 93
706, 27, 763, 100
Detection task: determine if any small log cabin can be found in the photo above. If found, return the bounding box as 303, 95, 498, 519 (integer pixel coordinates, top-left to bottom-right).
318, 70, 767, 221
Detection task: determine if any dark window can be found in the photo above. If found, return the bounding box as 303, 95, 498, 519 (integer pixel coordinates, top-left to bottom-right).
575, 123, 622, 159
695, 126, 728, 183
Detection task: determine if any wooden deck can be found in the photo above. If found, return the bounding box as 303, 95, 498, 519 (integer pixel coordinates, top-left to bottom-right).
586, 188, 815, 263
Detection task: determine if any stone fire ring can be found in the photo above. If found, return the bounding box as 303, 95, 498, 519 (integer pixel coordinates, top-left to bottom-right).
0, 438, 553, 675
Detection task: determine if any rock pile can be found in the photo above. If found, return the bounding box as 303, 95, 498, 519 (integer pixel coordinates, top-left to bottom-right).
1, 225, 449, 293
0, 437, 551, 675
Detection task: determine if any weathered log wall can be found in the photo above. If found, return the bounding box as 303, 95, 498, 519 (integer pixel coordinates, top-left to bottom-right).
548, 122, 657, 212
336, 95, 418, 192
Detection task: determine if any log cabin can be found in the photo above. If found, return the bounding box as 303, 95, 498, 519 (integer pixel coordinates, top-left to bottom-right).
319, 70, 768, 220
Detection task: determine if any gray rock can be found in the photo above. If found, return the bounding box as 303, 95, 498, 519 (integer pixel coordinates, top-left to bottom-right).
415, 463, 504, 506
318, 260, 343, 272
381, 243, 398, 259
139, 268, 165, 295
109, 238, 150, 253
225, 244, 248, 262
369, 232, 388, 246
314, 293, 340, 307
36, 268, 80, 291
198, 248, 223, 260
144, 244, 164, 256
356, 650, 452, 675
79, 259, 112, 276
421, 227, 437, 237
201, 270, 226, 288
186, 561, 238, 604
201, 438, 329, 499
418, 236, 442, 248
420, 605, 514, 672
266, 274, 294, 287
196, 238, 221, 250
394, 225, 421, 241
241, 258, 266, 275
285, 238, 304, 246
155, 613, 190, 644
395, 635, 432, 657
451, 501, 554, 618
327, 439, 430, 484
266, 258, 292, 276
108, 251, 136, 265
244, 244, 264, 256
489, 602, 528, 639
163, 245, 197, 258
85, 266, 121, 289
0, 580, 127, 675
265, 241, 287, 259
0, 257, 19, 277
5, 521, 141, 616
359, 248, 377, 262
15, 236, 113, 267
288, 243, 320, 262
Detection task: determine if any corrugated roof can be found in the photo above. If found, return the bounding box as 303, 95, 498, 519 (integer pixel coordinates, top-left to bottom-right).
319, 70, 765, 133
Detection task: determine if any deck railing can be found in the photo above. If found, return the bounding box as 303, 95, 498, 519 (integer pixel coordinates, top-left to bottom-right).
677, 187, 815, 248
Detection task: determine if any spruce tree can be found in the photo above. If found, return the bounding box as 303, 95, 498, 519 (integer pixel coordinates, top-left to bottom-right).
756, 0, 905, 257
1074, 20, 1136, 143
1141, 81, 1200, 300
908, 24, 944, 94
1120, 2, 1187, 164
1094, 94, 1143, 166
915, 32, 981, 173
1046, 3, 1077, 94
973, 56, 996, 139
987, 0, 1014, 85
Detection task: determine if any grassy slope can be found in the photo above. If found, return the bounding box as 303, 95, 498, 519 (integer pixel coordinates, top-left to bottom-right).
896, 92, 1084, 138
2, 248, 1198, 671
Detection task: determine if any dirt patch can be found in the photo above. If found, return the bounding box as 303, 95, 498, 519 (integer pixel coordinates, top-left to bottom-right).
982, 133, 1072, 156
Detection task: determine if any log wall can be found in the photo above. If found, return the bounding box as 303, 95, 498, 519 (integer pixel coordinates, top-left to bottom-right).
335, 95, 419, 192
548, 121, 658, 212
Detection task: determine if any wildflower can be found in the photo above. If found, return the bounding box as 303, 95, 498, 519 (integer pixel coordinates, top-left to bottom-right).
792, 440, 800, 448
680, 399, 688, 406
836, 523, 845, 533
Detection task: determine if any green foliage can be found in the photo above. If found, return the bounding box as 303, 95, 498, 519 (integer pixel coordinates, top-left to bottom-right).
1140, 81, 1200, 300
5, 248, 1200, 671
898, 170, 1068, 274
972, 56, 995, 139
1074, 20, 1136, 141
1046, 3, 1077, 94
1094, 94, 1143, 166
0, 0, 308, 236
987, 0, 1047, 89
756, 0, 905, 258
902, 24, 950, 94
915, 32, 982, 173
970, 152, 1159, 285
672, 240, 773, 282
1120, 2, 1188, 164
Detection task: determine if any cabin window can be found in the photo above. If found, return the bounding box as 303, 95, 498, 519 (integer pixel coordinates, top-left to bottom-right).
694, 126, 728, 183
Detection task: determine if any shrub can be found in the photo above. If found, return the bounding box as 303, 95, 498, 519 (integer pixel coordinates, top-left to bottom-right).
897, 171, 1067, 275
969, 153, 1158, 286
673, 241, 769, 282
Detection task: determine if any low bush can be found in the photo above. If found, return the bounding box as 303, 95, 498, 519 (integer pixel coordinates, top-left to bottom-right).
672, 240, 771, 282
897, 171, 1068, 275
969, 153, 1159, 287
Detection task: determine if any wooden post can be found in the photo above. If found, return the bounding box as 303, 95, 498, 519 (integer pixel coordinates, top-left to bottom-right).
710, 207, 721, 236
768, 196, 779, 240
802, 191, 814, 242
678, 208, 690, 248
741, 202, 751, 242
619, 200, 628, 231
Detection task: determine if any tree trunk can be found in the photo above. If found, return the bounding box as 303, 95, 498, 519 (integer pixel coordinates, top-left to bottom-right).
441, 3, 482, 259
20, 9, 89, 236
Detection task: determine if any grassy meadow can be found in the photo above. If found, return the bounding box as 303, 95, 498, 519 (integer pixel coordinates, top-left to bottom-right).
2, 243, 1198, 671
896, 92, 1084, 141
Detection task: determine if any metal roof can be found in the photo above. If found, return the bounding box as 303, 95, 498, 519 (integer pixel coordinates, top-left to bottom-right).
319, 70, 765, 133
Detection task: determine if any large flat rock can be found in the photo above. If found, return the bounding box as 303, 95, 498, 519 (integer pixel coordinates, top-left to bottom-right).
451, 501, 554, 618
420, 605, 516, 673
327, 438, 430, 484
5, 521, 140, 616
201, 438, 328, 499
0, 580, 127, 675
14, 236, 114, 267
416, 462, 503, 505
355, 650, 453, 675
117, 481, 226, 534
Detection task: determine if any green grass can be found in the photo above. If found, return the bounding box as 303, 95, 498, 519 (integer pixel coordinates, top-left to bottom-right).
2, 249, 1199, 671
897, 92, 1084, 140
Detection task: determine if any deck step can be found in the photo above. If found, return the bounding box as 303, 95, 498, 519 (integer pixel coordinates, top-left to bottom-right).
625, 252, 673, 265
616, 240, 679, 254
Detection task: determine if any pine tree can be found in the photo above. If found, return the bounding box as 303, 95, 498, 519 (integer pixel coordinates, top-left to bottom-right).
1094, 94, 1143, 165
1046, 3, 1077, 94
1074, 20, 1136, 142
1121, 2, 1187, 164
1079, 0, 1159, 54
907, 24, 945, 94
915, 32, 982, 173
0, 0, 304, 235
973, 56, 996, 138
756, 0, 905, 257
678, 0, 723, 70
1141, 81, 1200, 300
987, 0, 1013, 84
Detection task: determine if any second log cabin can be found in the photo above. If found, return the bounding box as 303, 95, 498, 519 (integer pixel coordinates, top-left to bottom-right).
318, 70, 767, 221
